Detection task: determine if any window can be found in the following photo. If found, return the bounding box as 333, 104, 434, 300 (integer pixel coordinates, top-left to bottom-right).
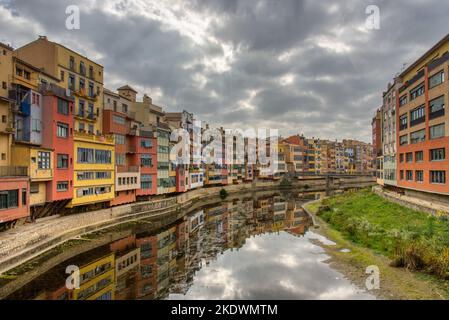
57, 98, 69, 115
399, 170, 404, 180
429, 70, 444, 89
0, 190, 19, 209
113, 100, 117, 112
96, 172, 111, 179
430, 123, 445, 139
89, 66, 94, 79
141, 175, 152, 190
79, 78, 85, 90
16, 67, 23, 77
22, 188, 27, 206
140, 139, 152, 148
122, 104, 128, 113
77, 148, 94, 163
68, 74, 75, 90
57, 182, 69, 192
60, 70, 65, 81
430, 171, 446, 184
140, 154, 153, 167
406, 170, 413, 181
416, 171, 424, 182
2, 115, 6, 123
410, 129, 425, 144
399, 94, 407, 107
415, 151, 424, 162
430, 148, 445, 161
88, 124, 94, 135
38, 151, 51, 169
116, 154, 125, 166
406, 152, 413, 163
410, 83, 424, 100
399, 134, 408, 145
2, 81, 6, 89
430, 95, 445, 119
80, 61, 86, 75
30, 183, 39, 194
410, 105, 425, 125
79, 122, 85, 132
57, 154, 69, 169
57, 122, 69, 138
24, 70, 30, 80
113, 115, 125, 125
399, 114, 407, 130
69, 56, 75, 70
399, 153, 404, 163
95, 150, 112, 164
115, 134, 125, 145
88, 82, 94, 97
77, 172, 94, 181
31, 119, 41, 132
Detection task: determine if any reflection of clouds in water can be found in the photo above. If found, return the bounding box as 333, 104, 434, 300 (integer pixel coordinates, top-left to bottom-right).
169, 231, 375, 300
244, 238, 265, 252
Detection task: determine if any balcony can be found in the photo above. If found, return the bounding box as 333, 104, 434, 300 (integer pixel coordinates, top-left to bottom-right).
0, 166, 28, 177
74, 131, 115, 145
126, 145, 136, 154
117, 165, 140, 173
410, 117, 425, 127
429, 108, 445, 120
38, 83, 74, 101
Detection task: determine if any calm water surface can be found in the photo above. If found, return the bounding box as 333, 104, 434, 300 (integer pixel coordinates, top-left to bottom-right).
4, 192, 375, 300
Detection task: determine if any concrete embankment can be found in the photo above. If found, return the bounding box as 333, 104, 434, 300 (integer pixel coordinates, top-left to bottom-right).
0, 176, 375, 276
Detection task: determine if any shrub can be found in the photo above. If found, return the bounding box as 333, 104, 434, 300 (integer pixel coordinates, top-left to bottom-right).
219, 188, 228, 200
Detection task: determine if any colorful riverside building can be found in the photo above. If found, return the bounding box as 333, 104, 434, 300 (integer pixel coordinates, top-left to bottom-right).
372, 108, 383, 184
283, 135, 306, 175
396, 33, 449, 196
0, 42, 30, 227
103, 88, 142, 206
14, 36, 115, 209
9, 54, 76, 218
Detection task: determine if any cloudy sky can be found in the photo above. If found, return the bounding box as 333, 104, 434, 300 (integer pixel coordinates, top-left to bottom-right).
1, 0, 448, 142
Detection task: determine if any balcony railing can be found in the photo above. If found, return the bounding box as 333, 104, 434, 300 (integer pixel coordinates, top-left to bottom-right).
74, 131, 115, 144
410, 117, 425, 127
0, 166, 28, 177
429, 108, 445, 120
117, 166, 140, 173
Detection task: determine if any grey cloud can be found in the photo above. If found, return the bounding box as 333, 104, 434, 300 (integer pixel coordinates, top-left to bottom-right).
2, 0, 448, 142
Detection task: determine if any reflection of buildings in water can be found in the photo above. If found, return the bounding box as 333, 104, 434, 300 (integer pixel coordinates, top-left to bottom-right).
110, 236, 140, 300
7, 193, 315, 301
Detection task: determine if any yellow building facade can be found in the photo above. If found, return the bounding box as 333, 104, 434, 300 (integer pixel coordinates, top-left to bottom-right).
73, 253, 115, 300
11, 144, 53, 206
0, 43, 14, 166
15, 36, 115, 208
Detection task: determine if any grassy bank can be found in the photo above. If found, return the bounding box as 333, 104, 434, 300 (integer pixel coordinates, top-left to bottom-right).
309, 189, 449, 281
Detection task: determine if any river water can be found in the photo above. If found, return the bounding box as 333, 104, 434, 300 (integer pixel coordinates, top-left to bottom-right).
3, 191, 375, 300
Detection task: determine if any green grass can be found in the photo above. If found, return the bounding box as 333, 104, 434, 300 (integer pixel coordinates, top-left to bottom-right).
316, 189, 449, 280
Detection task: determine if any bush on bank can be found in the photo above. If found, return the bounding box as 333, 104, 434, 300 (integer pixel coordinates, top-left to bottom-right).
316, 189, 449, 280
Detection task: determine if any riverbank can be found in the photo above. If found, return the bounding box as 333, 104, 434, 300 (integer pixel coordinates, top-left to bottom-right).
304, 189, 449, 300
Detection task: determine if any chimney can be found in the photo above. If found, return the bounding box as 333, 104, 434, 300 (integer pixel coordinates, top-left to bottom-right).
143, 94, 152, 105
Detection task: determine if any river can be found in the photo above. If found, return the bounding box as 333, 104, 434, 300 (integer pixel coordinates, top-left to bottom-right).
3, 191, 375, 300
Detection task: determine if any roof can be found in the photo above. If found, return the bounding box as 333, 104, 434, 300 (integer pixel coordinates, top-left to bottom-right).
117, 84, 138, 93
0, 42, 13, 51
283, 135, 304, 146
17, 36, 104, 68
400, 32, 449, 78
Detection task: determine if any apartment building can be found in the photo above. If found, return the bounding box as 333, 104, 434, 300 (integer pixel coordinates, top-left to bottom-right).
372, 108, 383, 183
283, 135, 305, 175
396, 34, 449, 195
382, 81, 399, 186
15, 36, 115, 209
0, 43, 29, 227
103, 88, 142, 206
